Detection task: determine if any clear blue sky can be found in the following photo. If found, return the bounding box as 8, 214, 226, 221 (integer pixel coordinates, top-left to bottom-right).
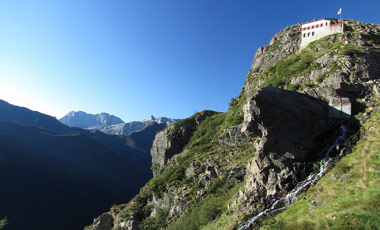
0, 0, 379, 122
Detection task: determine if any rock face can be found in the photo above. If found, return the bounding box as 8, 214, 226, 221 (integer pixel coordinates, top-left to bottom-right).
93, 213, 113, 230
60, 111, 124, 128
150, 110, 219, 175
241, 87, 334, 201
242, 87, 330, 161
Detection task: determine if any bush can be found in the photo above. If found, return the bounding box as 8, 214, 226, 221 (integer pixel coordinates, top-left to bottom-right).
287, 84, 300, 91
0, 218, 7, 229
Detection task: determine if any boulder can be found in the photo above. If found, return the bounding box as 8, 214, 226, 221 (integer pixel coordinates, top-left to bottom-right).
242, 87, 335, 201
93, 213, 113, 230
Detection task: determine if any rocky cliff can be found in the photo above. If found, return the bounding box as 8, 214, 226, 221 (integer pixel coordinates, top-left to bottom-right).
150, 110, 219, 175
86, 19, 380, 230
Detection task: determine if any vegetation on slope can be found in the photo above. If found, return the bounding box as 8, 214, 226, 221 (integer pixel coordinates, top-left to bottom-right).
104, 111, 255, 230
261, 100, 380, 230
247, 29, 372, 95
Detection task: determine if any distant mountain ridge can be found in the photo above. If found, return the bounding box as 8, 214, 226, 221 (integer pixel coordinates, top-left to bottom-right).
60, 111, 180, 135
59, 111, 124, 129
0, 99, 72, 133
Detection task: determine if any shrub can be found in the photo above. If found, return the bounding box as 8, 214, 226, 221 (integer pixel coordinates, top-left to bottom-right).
287, 84, 300, 91
0, 218, 7, 229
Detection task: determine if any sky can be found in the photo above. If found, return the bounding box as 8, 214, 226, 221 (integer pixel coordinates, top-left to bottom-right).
0, 0, 379, 122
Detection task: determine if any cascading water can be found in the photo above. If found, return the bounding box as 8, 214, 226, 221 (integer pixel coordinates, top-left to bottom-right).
238, 125, 347, 230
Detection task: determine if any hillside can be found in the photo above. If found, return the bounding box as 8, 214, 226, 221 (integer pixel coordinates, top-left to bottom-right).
87, 19, 380, 230
0, 99, 72, 133
0, 101, 157, 230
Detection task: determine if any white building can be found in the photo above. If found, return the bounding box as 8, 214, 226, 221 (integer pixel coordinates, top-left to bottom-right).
300, 18, 344, 49
328, 97, 351, 119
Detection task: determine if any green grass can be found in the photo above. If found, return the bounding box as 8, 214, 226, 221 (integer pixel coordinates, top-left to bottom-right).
139, 209, 169, 230
244, 32, 371, 94
262, 51, 318, 88
226, 92, 246, 128
188, 113, 226, 146
261, 103, 380, 230
167, 179, 242, 230
110, 111, 257, 230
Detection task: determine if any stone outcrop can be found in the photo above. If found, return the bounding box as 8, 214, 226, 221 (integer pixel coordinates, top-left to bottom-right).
93, 213, 113, 230
252, 24, 301, 73
150, 110, 219, 175
241, 87, 336, 202
218, 124, 248, 147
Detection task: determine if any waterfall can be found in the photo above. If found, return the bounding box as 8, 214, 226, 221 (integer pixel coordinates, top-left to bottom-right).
238, 125, 347, 230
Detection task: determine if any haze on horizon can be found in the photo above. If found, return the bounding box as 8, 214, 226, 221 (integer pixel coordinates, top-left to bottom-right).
0, 0, 379, 122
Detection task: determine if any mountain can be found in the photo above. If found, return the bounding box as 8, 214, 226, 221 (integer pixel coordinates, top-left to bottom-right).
59, 111, 124, 128
0, 99, 72, 133
87, 19, 380, 230
61, 112, 180, 135
0, 101, 158, 230
60, 112, 179, 135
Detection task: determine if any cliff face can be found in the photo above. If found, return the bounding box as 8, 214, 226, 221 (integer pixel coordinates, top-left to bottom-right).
87, 19, 380, 230
150, 110, 219, 175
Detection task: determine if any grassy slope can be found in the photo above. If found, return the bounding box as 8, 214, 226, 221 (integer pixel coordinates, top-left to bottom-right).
105, 112, 254, 230
262, 102, 380, 230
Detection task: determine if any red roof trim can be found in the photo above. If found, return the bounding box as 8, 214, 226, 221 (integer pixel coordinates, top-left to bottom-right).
302, 18, 338, 27
330, 22, 344, 27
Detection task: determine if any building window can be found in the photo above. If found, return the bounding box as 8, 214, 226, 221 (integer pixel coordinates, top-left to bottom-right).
308, 32, 310, 37
312, 32, 315, 36
303, 33, 306, 37
316, 25, 318, 28
312, 25, 314, 29
326, 22, 328, 26
321, 23, 323, 27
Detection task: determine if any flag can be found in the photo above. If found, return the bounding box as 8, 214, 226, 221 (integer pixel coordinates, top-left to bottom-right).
337, 8, 342, 15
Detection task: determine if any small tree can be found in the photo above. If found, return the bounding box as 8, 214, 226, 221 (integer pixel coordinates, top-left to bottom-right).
0, 218, 8, 229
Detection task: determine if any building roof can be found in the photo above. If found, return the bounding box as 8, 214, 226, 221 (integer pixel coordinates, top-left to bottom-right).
302, 18, 338, 26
